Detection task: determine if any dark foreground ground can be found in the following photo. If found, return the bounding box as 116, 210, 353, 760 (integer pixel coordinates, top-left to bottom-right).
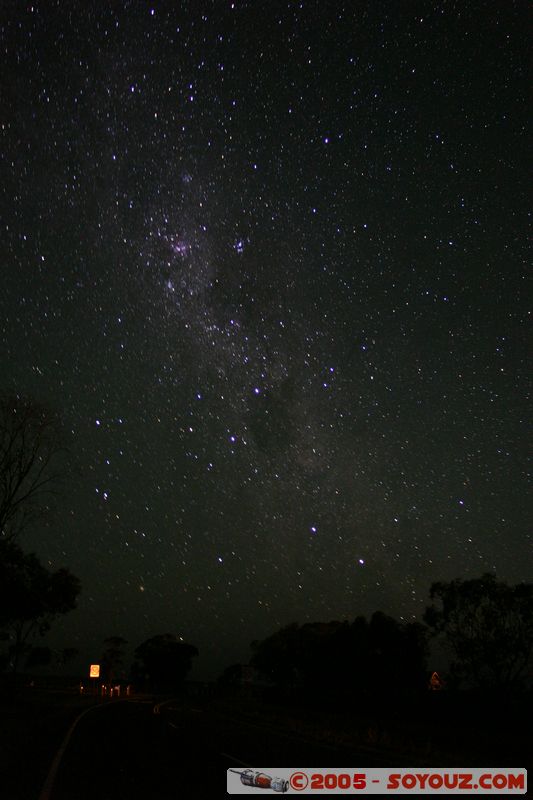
0, 685, 531, 799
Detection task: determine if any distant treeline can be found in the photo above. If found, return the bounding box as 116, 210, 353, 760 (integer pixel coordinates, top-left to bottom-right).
239, 575, 533, 696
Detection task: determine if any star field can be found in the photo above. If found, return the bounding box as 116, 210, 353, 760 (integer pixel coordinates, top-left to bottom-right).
0, 1, 530, 675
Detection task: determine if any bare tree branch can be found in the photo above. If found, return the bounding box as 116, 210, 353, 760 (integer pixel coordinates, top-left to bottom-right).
0, 395, 67, 542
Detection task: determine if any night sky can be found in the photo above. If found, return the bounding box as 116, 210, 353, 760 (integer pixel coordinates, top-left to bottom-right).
1, 1, 530, 677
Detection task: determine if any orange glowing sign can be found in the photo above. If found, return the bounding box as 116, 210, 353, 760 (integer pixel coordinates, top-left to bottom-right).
89, 664, 100, 678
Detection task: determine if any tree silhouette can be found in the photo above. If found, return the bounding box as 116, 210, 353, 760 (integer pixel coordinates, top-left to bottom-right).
58, 647, 79, 667
101, 636, 128, 683
0, 540, 81, 675
134, 634, 198, 691
250, 613, 428, 696
0, 395, 66, 543
250, 622, 301, 687
424, 573, 533, 690
24, 645, 52, 670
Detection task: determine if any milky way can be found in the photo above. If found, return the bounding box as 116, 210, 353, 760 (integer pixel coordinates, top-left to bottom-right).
0, 1, 529, 675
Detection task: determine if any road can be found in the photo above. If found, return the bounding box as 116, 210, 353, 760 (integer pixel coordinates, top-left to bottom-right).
43, 697, 394, 799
